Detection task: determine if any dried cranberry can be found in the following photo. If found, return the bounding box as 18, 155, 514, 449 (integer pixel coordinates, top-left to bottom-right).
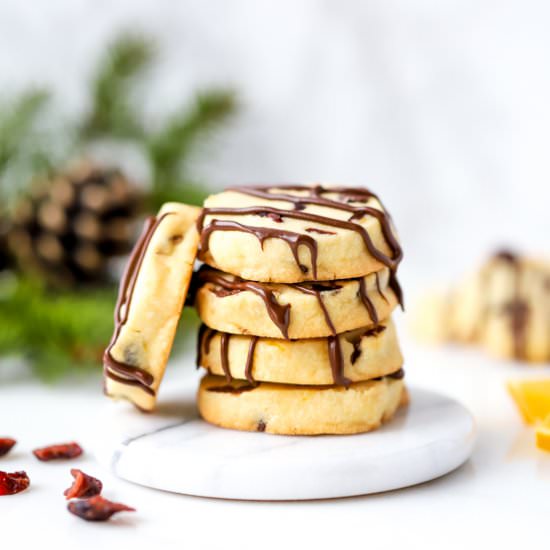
0, 471, 30, 496
33, 442, 83, 461
0, 438, 16, 457
258, 211, 284, 223
64, 469, 103, 500
68, 495, 135, 521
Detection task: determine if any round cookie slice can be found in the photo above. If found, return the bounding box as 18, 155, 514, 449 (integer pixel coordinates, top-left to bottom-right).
197, 184, 403, 283
195, 265, 399, 338
103, 202, 201, 411
198, 320, 403, 386
198, 373, 406, 435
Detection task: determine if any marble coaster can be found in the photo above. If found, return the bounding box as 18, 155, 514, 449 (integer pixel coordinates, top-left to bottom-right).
93, 385, 476, 501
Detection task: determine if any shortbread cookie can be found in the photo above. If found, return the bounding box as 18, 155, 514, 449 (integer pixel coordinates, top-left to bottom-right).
103, 202, 201, 411
197, 373, 406, 435
481, 253, 550, 362
197, 185, 403, 284
198, 320, 403, 386
413, 250, 550, 362
195, 265, 399, 338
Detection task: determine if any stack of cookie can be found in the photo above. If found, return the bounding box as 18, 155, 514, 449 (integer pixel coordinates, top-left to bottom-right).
102, 185, 407, 433
194, 185, 407, 434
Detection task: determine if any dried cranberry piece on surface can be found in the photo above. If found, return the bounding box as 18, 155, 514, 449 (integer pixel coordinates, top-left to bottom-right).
33, 442, 83, 461
0, 471, 30, 495
64, 469, 103, 499
68, 495, 135, 521
0, 438, 16, 457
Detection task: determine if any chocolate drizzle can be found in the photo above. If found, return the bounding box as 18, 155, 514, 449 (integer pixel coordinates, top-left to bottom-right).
375, 271, 389, 304
496, 250, 530, 359
196, 324, 215, 368
389, 272, 404, 310
196, 184, 403, 289
293, 281, 347, 385
371, 368, 404, 381
207, 383, 258, 394
220, 333, 232, 382
103, 214, 174, 396
197, 218, 319, 278
198, 268, 291, 338
293, 283, 338, 335
327, 335, 351, 386
358, 277, 378, 325
244, 337, 259, 384
386, 368, 405, 380
305, 227, 336, 235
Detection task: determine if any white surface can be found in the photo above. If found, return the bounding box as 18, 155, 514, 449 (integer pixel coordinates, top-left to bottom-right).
94, 386, 474, 500
2, 329, 550, 549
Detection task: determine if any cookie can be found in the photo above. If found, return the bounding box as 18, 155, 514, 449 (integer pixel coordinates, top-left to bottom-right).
195, 265, 399, 339
197, 185, 403, 284
103, 202, 201, 411
197, 373, 406, 435
198, 320, 403, 386
413, 250, 550, 362
481, 252, 550, 362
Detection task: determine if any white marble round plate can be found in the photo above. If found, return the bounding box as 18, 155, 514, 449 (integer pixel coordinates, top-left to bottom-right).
93, 385, 476, 500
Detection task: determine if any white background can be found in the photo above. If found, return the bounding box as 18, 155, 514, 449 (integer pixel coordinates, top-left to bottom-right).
1, 2, 549, 549
1, 0, 549, 290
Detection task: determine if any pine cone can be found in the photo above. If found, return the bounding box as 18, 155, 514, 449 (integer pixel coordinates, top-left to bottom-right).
7, 162, 141, 286
0, 219, 12, 272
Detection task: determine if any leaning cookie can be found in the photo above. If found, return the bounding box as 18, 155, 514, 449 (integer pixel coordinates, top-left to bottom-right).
197, 185, 402, 283
198, 321, 403, 386
198, 374, 406, 435
195, 265, 400, 339
103, 202, 200, 411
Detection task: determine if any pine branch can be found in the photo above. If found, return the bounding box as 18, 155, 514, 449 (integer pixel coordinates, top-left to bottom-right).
146, 90, 236, 209
0, 276, 116, 380
79, 33, 155, 142
0, 34, 236, 382
0, 274, 200, 380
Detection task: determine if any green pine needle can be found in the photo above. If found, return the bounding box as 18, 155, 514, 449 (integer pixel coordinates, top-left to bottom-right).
0, 275, 200, 380
0, 276, 115, 380
80, 33, 155, 141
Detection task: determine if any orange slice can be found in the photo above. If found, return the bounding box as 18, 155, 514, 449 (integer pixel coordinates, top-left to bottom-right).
535, 415, 550, 452
507, 379, 550, 425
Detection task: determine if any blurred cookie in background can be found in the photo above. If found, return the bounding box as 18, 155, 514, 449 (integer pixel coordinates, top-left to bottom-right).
411, 250, 550, 363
